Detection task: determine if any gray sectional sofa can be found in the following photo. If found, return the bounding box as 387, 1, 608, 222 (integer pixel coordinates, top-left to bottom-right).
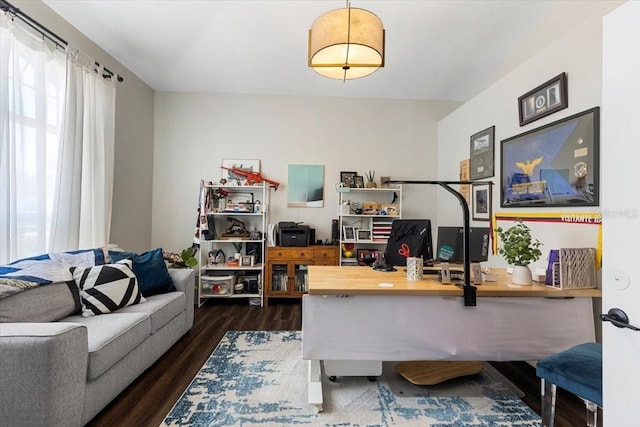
0, 263, 194, 426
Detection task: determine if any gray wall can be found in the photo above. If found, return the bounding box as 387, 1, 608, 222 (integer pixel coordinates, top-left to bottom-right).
14, 0, 155, 253
151, 93, 460, 253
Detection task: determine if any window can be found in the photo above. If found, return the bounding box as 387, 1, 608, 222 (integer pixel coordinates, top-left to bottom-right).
1, 17, 66, 263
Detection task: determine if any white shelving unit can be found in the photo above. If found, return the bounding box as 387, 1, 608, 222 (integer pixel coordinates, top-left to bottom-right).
337, 185, 402, 266
197, 181, 269, 307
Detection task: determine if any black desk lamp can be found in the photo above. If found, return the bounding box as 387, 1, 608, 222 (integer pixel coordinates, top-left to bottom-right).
386, 180, 493, 307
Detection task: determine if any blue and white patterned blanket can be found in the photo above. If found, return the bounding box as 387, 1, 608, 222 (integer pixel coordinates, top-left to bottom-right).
0, 249, 105, 299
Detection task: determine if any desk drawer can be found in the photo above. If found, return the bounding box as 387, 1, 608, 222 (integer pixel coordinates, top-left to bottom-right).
267, 248, 313, 260
313, 248, 338, 261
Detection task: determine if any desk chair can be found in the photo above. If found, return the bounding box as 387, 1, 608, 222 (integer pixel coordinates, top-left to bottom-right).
536, 342, 602, 427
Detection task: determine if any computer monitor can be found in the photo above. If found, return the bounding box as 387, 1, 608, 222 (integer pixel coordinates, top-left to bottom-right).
435, 226, 490, 263
383, 219, 433, 266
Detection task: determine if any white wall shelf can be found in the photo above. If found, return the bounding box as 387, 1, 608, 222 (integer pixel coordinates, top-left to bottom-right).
196, 181, 269, 307
337, 186, 402, 266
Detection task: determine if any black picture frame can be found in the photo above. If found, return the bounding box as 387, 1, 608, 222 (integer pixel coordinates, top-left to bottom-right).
472, 183, 492, 221
353, 176, 365, 188
470, 126, 495, 180
500, 107, 599, 208
518, 72, 568, 126
340, 171, 357, 187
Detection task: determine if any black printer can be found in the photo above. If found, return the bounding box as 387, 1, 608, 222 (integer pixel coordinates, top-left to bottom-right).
278, 222, 310, 247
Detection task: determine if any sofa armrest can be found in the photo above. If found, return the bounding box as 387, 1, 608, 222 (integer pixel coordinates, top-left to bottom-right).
168, 268, 195, 330
0, 323, 88, 427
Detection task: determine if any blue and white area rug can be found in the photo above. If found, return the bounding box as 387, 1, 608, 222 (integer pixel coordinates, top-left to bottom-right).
163, 330, 541, 426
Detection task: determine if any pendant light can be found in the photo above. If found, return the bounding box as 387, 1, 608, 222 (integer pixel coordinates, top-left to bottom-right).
308, 2, 385, 81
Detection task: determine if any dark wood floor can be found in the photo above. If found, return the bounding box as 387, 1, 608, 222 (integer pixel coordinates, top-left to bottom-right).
87, 299, 600, 427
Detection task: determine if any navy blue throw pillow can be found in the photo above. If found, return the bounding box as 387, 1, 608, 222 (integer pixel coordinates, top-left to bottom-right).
109, 248, 175, 297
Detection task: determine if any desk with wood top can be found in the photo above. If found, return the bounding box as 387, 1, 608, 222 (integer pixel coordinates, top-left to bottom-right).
301, 265, 601, 410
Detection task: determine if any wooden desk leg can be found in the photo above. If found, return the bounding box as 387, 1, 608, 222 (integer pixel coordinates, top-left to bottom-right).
308, 359, 323, 412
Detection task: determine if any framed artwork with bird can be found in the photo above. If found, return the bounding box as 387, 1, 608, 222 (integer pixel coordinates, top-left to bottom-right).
500, 107, 600, 207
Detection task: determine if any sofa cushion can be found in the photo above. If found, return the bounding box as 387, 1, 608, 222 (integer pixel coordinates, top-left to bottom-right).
62, 312, 151, 380
118, 291, 185, 334
0, 282, 80, 322
109, 248, 175, 297
70, 260, 145, 317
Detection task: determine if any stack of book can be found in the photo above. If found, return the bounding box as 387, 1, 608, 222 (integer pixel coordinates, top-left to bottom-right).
372, 219, 394, 242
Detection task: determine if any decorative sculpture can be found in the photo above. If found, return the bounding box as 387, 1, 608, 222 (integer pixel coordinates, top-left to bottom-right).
223, 217, 249, 238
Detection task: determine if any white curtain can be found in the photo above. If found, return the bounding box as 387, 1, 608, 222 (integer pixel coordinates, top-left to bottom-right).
0, 13, 66, 264
49, 48, 116, 252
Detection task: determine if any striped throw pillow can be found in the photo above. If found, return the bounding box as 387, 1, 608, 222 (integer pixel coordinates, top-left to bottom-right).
70, 260, 145, 317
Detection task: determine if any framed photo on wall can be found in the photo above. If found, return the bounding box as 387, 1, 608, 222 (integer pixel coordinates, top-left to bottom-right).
470, 126, 495, 180
287, 164, 324, 208
501, 107, 599, 208
518, 73, 568, 126
472, 183, 492, 221
459, 159, 471, 204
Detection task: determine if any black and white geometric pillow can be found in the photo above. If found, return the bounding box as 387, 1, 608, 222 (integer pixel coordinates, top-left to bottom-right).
70, 259, 146, 317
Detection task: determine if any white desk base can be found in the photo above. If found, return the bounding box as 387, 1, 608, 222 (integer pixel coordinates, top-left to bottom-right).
302, 294, 595, 409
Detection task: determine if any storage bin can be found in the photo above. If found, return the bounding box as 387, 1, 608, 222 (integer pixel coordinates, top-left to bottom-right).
201, 274, 235, 296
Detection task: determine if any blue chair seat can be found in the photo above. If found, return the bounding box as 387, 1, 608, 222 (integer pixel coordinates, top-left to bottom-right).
536, 342, 602, 427
536, 342, 602, 406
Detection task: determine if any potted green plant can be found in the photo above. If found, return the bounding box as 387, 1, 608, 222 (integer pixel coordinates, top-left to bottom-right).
496, 219, 542, 286
165, 246, 199, 269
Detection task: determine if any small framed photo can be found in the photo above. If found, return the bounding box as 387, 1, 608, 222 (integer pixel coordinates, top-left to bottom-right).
353, 176, 365, 188
342, 226, 355, 241
240, 255, 256, 267
356, 228, 372, 241
472, 183, 492, 221
380, 176, 391, 187
518, 73, 568, 126
469, 126, 495, 180
340, 171, 357, 187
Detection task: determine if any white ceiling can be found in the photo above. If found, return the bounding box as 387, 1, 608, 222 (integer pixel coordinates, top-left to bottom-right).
41, 0, 619, 102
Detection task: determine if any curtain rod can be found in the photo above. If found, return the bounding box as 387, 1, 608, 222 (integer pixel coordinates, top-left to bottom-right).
0, 0, 124, 82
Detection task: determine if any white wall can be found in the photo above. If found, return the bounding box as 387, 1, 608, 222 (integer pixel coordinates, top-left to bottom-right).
16, 0, 156, 253
437, 14, 606, 270
151, 93, 459, 252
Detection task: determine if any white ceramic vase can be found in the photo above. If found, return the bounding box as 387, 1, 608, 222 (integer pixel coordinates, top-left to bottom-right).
512, 265, 533, 286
